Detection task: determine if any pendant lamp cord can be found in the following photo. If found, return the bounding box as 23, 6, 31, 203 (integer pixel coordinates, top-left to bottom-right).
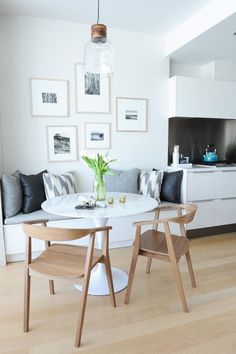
97, 0, 100, 23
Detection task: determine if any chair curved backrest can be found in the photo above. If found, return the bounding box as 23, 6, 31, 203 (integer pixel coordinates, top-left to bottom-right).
22, 221, 112, 241
169, 204, 197, 224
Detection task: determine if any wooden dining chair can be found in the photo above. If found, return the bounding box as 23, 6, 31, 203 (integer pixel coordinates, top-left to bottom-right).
22, 220, 116, 348
125, 203, 197, 313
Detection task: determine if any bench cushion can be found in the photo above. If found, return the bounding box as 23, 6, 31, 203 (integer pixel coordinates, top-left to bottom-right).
4, 209, 70, 225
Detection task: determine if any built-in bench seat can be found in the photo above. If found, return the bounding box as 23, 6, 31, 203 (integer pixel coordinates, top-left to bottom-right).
0, 168, 183, 265
4, 210, 70, 225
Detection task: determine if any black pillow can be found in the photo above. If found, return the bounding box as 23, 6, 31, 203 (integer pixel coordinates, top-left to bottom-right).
160, 170, 183, 203
20, 170, 47, 213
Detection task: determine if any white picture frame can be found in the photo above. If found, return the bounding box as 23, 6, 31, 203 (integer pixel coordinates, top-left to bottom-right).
75, 63, 110, 113
47, 125, 78, 162
85, 122, 111, 149
116, 97, 148, 132
30, 78, 69, 117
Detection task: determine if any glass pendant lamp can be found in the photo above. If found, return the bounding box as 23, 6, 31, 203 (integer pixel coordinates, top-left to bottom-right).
83, 0, 115, 77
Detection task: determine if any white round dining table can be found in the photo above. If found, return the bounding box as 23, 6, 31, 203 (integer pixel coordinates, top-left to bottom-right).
42, 192, 158, 296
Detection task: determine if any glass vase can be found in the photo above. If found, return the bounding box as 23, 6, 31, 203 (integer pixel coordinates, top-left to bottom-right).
93, 174, 106, 201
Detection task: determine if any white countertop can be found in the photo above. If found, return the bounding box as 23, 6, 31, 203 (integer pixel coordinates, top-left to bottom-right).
168, 165, 236, 172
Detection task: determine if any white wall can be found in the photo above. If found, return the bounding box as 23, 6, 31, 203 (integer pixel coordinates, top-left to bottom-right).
170, 60, 236, 83
169, 61, 202, 78
0, 15, 169, 192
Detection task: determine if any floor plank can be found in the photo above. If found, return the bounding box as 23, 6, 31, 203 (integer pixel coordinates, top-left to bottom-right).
1, 233, 236, 353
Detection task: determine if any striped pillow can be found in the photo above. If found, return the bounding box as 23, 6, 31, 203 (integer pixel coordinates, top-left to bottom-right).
43, 172, 76, 199
139, 170, 163, 204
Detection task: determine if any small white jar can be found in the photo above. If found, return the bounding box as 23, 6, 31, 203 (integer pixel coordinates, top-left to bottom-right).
172, 145, 179, 166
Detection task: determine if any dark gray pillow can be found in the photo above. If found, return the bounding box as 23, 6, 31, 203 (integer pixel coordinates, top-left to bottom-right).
160, 170, 183, 203
105, 168, 140, 193
1, 171, 22, 218
20, 170, 47, 214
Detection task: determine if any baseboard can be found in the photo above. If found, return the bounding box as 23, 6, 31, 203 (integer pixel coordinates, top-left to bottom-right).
187, 223, 236, 238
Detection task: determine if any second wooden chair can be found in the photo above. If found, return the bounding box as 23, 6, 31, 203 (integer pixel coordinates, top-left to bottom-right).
125, 204, 197, 312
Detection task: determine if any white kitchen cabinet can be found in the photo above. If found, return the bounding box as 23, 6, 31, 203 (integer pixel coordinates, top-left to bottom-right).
215, 198, 236, 225
169, 76, 204, 118
180, 167, 236, 231
215, 170, 236, 198
188, 200, 215, 229
186, 171, 216, 201
169, 76, 236, 119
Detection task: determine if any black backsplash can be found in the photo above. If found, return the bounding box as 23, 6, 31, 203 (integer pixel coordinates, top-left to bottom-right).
168, 117, 236, 164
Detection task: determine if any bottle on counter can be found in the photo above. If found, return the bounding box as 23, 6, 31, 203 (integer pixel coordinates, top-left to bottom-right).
172, 145, 180, 166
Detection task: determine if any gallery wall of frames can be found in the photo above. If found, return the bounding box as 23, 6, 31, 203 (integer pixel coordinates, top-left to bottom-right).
30, 65, 148, 163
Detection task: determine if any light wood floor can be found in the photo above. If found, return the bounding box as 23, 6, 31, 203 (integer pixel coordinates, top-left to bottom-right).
1, 233, 236, 354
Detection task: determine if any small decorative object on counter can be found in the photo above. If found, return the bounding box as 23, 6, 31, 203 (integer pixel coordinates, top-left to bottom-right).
80, 152, 116, 201
119, 195, 126, 203
203, 144, 218, 162
107, 197, 114, 204
172, 145, 180, 167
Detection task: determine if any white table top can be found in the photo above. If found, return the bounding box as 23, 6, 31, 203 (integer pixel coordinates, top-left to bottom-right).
42, 192, 158, 219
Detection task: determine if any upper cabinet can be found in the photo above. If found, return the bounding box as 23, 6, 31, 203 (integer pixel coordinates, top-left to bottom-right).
169, 76, 236, 119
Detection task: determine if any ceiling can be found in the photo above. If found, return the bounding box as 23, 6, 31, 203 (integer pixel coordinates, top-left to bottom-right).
0, 0, 235, 65
170, 12, 236, 65
0, 0, 213, 35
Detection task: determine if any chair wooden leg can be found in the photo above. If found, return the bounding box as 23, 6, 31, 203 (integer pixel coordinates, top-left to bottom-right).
124, 248, 139, 305
49, 280, 55, 295
185, 251, 196, 288
170, 258, 188, 313
146, 257, 152, 274
104, 257, 116, 307
75, 234, 95, 348
24, 269, 31, 332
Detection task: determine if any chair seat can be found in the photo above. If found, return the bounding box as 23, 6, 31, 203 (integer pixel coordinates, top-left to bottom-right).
29, 244, 103, 279
140, 230, 189, 259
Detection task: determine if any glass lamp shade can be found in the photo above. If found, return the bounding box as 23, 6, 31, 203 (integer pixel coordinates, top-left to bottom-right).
83, 38, 115, 77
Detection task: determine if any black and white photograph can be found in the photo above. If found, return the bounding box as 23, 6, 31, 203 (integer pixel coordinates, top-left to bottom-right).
85, 123, 111, 149
125, 110, 138, 120
31, 78, 69, 116
84, 73, 100, 95
116, 97, 147, 132
75, 63, 110, 113
90, 131, 104, 141
42, 92, 57, 104
53, 133, 70, 154
47, 126, 78, 162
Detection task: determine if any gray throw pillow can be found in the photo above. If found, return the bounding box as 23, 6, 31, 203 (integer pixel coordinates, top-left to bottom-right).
43, 172, 76, 199
1, 171, 22, 218
139, 170, 164, 204
105, 168, 140, 193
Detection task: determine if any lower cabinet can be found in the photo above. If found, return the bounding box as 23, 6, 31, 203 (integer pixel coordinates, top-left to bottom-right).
215, 198, 236, 225
187, 200, 215, 230
181, 168, 236, 231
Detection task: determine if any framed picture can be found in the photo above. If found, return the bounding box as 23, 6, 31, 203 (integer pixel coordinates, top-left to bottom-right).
47, 126, 78, 162
30, 78, 69, 117
85, 122, 111, 149
116, 97, 148, 132
75, 63, 110, 113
